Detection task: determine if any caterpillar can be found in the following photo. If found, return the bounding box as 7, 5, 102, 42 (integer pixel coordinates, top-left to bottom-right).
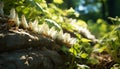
0, 8, 77, 49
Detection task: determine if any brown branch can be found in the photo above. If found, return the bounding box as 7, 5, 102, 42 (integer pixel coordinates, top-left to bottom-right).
0, 30, 60, 52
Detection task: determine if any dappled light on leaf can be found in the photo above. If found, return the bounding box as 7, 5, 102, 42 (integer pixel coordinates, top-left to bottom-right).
53, 0, 63, 4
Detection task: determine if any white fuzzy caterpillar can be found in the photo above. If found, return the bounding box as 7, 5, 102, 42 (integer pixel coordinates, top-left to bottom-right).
8, 8, 77, 46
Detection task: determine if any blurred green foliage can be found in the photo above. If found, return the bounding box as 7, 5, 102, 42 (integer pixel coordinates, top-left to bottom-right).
88, 18, 115, 38
101, 18, 120, 63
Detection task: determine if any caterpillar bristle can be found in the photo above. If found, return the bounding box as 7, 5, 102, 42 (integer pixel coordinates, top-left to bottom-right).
21, 15, 28, 29
38, 23, 48, 34
34, 27, 39, 33
33, 18, 38, 26
9, 8, 16, 19
38, 25, 44, 34
69, 38, 77, 45
63, 33, 71, 43
48, 26, 55, 36
56, 30, 63, 41
28, 21, 34, 30
41, 23, 49, 35
14, 13, 20, 27
51, 31, 57, 39
28, 21, 38, 33
50, 27, 57, 39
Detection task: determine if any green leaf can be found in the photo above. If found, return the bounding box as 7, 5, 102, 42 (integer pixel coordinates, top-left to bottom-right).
53, 0, 63, 4
35, 2, 44, 12
45, 19, 62, 30
26, 0, 44, 12
69, 48, 77, 56
80, 53, 88, 58
81, 38, 91, 43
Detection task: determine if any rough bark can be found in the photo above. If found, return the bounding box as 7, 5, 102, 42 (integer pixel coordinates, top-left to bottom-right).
0, 49, 63, 69
0, 30, 60, 52
0, 30, 63, 69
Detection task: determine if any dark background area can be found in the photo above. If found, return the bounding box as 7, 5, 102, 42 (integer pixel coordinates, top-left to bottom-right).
46, 0, 120, 22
